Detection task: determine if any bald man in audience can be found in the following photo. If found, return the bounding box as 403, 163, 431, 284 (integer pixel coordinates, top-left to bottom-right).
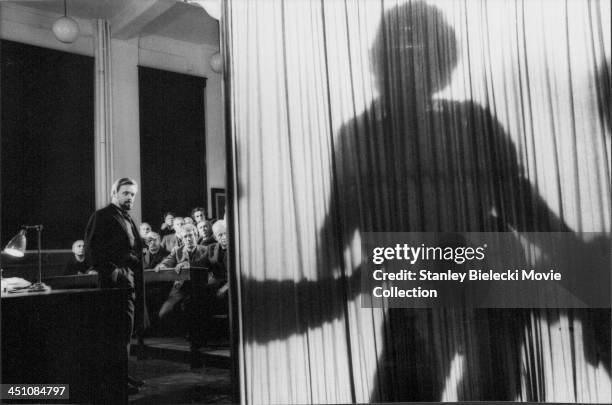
63, 240, 95, 275
194, 220, 229, 358
206, 220, 229, 298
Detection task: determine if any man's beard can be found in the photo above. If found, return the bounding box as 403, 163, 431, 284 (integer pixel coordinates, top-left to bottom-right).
120, 201, 132, 210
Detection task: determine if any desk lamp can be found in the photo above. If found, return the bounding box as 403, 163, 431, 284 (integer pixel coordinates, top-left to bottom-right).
3, 225, 48, 292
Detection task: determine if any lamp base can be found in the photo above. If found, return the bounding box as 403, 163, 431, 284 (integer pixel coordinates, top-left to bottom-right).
28, 282, 50, 292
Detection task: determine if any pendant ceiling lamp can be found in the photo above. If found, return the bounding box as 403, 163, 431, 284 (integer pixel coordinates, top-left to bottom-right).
52, 0, 80, 43
210, 52, 223, 73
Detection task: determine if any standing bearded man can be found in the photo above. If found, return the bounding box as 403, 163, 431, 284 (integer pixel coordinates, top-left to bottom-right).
84, 177, 146, 395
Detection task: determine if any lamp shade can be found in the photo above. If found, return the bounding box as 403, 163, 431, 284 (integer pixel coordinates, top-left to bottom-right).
4, 230, 26, 257
52, 16, 80, 43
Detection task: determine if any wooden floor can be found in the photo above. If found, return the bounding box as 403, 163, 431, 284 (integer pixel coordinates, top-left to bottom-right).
128, 337, 232, 404
133, 337, 231, 368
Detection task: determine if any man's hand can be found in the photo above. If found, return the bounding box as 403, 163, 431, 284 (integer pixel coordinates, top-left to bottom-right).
217, 283, 229, 298
175, 261, 190, 274
111, 268, 121, 283
86, 270, 98, 275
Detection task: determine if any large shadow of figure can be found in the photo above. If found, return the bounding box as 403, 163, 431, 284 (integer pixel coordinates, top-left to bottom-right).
241, 1, 610, 402
327, 2, 610, 401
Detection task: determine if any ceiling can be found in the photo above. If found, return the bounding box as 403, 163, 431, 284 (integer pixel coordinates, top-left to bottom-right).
6, 0, 219, 46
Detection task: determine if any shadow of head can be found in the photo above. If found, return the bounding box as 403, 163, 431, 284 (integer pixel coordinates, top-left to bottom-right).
370, 1, 458, 97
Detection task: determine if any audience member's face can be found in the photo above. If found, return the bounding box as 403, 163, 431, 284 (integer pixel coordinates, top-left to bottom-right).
139, 223, 151, 238
214, 228, 228, 250
147, 236, 161, 251
113, 184, 137, 211
197, 221, 212, 237
73, 240, 85, 256
182, 229, 197, 250
184, 217, 194, 225
193, 210, 205, 223
173, 218, 184, 232
165, 214, 174, 227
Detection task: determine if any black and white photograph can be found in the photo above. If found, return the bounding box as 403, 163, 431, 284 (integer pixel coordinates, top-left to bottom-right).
1, 0, 610, 404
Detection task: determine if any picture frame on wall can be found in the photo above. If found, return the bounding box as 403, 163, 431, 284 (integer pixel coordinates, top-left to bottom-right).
211, 188, 226, 220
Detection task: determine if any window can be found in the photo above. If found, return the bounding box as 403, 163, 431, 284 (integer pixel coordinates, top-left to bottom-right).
1, 40, 94, 249
138, 66, 207, 224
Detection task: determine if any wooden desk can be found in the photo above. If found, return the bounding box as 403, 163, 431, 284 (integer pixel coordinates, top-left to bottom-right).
1, 289, 127, 404
40, 268, 199, 290
43, 274, 98, 289
143, 268, 195, 282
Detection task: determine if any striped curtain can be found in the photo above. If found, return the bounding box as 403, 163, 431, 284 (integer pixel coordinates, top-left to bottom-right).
222, 0, 611, 403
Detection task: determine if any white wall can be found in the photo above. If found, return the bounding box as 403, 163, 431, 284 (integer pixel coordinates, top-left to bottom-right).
110, 38, 142, 221
0, 2, 95, 56
0, 2, 225, 224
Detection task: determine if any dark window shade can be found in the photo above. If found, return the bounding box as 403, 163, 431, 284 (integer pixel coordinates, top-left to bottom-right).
138, 66, 207, 227
1, 40, 95, 249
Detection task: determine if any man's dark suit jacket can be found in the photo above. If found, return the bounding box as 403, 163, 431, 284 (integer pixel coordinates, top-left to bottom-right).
205, 242, 227, 284
159, 243, 227, 286
143, 247, 169, 270
85, 204, 142, 280
63, 256, 92, 276
84, 204, 147, 332
159, 244, 210, 288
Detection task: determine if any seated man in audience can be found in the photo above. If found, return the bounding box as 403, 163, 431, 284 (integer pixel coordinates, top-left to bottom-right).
197, 220, 229, 351
161, 217, 184, 252
191, 206, 207, 224
197, 220, 216, 246
142, 232, 169, 269
63, 239, 96, 275
207, 219, 229, 299
155, 223, 211, 368
159, 211, 175, 238
184, 217, 195, 225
